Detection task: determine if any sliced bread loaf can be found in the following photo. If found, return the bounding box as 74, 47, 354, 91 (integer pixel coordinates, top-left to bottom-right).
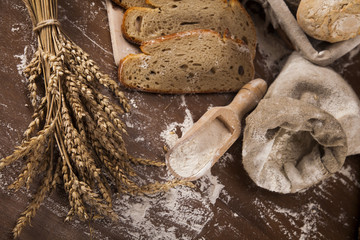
118, 29, 254, 94
112, 0, 148, 9
122, 0, 256, 57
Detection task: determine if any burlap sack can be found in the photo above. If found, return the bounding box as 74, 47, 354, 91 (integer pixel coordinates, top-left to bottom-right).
242, 97, 347, 193
265, 52, 360, 155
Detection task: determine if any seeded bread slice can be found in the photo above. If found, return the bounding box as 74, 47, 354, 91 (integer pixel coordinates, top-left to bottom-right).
122, 0, 256, 57
111, 0, 148, 9
118, 29, 254, 94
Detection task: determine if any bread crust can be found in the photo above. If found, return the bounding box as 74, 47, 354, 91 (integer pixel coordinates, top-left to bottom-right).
144, 0, 159, 8
121, 7, 152, 44
112, 0, 148, 9
111, 0, 121, 7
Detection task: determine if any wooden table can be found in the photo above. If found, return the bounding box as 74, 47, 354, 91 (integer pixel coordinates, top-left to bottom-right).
1, 1, 359, 239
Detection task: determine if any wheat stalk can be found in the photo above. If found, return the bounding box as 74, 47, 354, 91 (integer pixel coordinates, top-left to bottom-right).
0, 0, 192, 238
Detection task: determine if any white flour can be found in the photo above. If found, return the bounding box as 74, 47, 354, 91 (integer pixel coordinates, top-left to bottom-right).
36, 170, 225, 240
110, 177, 217, 239
168, 118, 231, 179
14, 46, 29, 77
160, 107, 194, 148
255, 198, 324, 239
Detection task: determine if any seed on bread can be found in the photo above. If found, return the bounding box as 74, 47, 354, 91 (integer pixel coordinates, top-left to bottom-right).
118, 29, 255, 94
122, 0, 257, 58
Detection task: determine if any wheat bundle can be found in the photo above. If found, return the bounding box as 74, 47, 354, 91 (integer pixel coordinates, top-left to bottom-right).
0, 0, 191, 238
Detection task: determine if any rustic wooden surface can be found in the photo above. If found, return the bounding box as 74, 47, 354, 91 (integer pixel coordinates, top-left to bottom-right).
0, 0, 359, 239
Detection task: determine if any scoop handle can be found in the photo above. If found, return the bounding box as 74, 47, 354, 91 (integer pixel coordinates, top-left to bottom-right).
228, 78, 267, 117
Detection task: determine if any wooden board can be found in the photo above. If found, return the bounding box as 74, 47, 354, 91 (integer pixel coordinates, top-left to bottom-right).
106, 0, 139, 66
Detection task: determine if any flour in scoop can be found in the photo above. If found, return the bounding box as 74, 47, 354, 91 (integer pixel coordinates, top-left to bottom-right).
168, 118, 231, 178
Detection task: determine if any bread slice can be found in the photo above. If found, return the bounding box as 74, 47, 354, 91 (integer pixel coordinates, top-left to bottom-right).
111, 0, 148, 9
122, 0, 256, 57
118, 29, 254, 94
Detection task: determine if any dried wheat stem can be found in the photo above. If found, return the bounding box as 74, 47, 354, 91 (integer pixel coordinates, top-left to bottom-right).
84, 114, 134, 177
8, 141, 49, 191
23, 50, 41, 107
61, 36, 129, 112
61, 100, 87, 180
77, 180, 117, 220
23, 96, 47, 140
61, 159, 89, 221
129, 157, 165, 167
51, 157, 62, 188
95, 92, 127, 133
78, 89, 127, 152
64, 76, 86, 119
12, 152, 55, 238
61, 94, 113, 206
76, 79, 127, 138
4, 0, 192, 237
139, 180, 195, 196
0, 122, 55, 171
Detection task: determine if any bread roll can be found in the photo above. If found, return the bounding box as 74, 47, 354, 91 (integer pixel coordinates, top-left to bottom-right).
296, 0, 360, 43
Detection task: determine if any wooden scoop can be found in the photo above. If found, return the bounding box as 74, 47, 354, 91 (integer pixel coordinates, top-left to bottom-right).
165, 78, 267, 181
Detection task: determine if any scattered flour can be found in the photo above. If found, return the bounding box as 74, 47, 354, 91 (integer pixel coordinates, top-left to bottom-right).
180, 95, 187, 108
160, 108, 194, 149
217, 152, 234, 168
129, 98, 138, 109
134, 136, 145, 142
125, 121, 134, 128
90, 169, 228, 240
14, 46, 29, 76
11, 26, 20, 32
203, 172, 225, 205
253, 163, 359, 239
254, 198, 324, 239
0, 103, 8, 108
337, 164, 360, 188
0, 172, 4, 191
111, 184, 214, 239
139, 56, 150, 69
